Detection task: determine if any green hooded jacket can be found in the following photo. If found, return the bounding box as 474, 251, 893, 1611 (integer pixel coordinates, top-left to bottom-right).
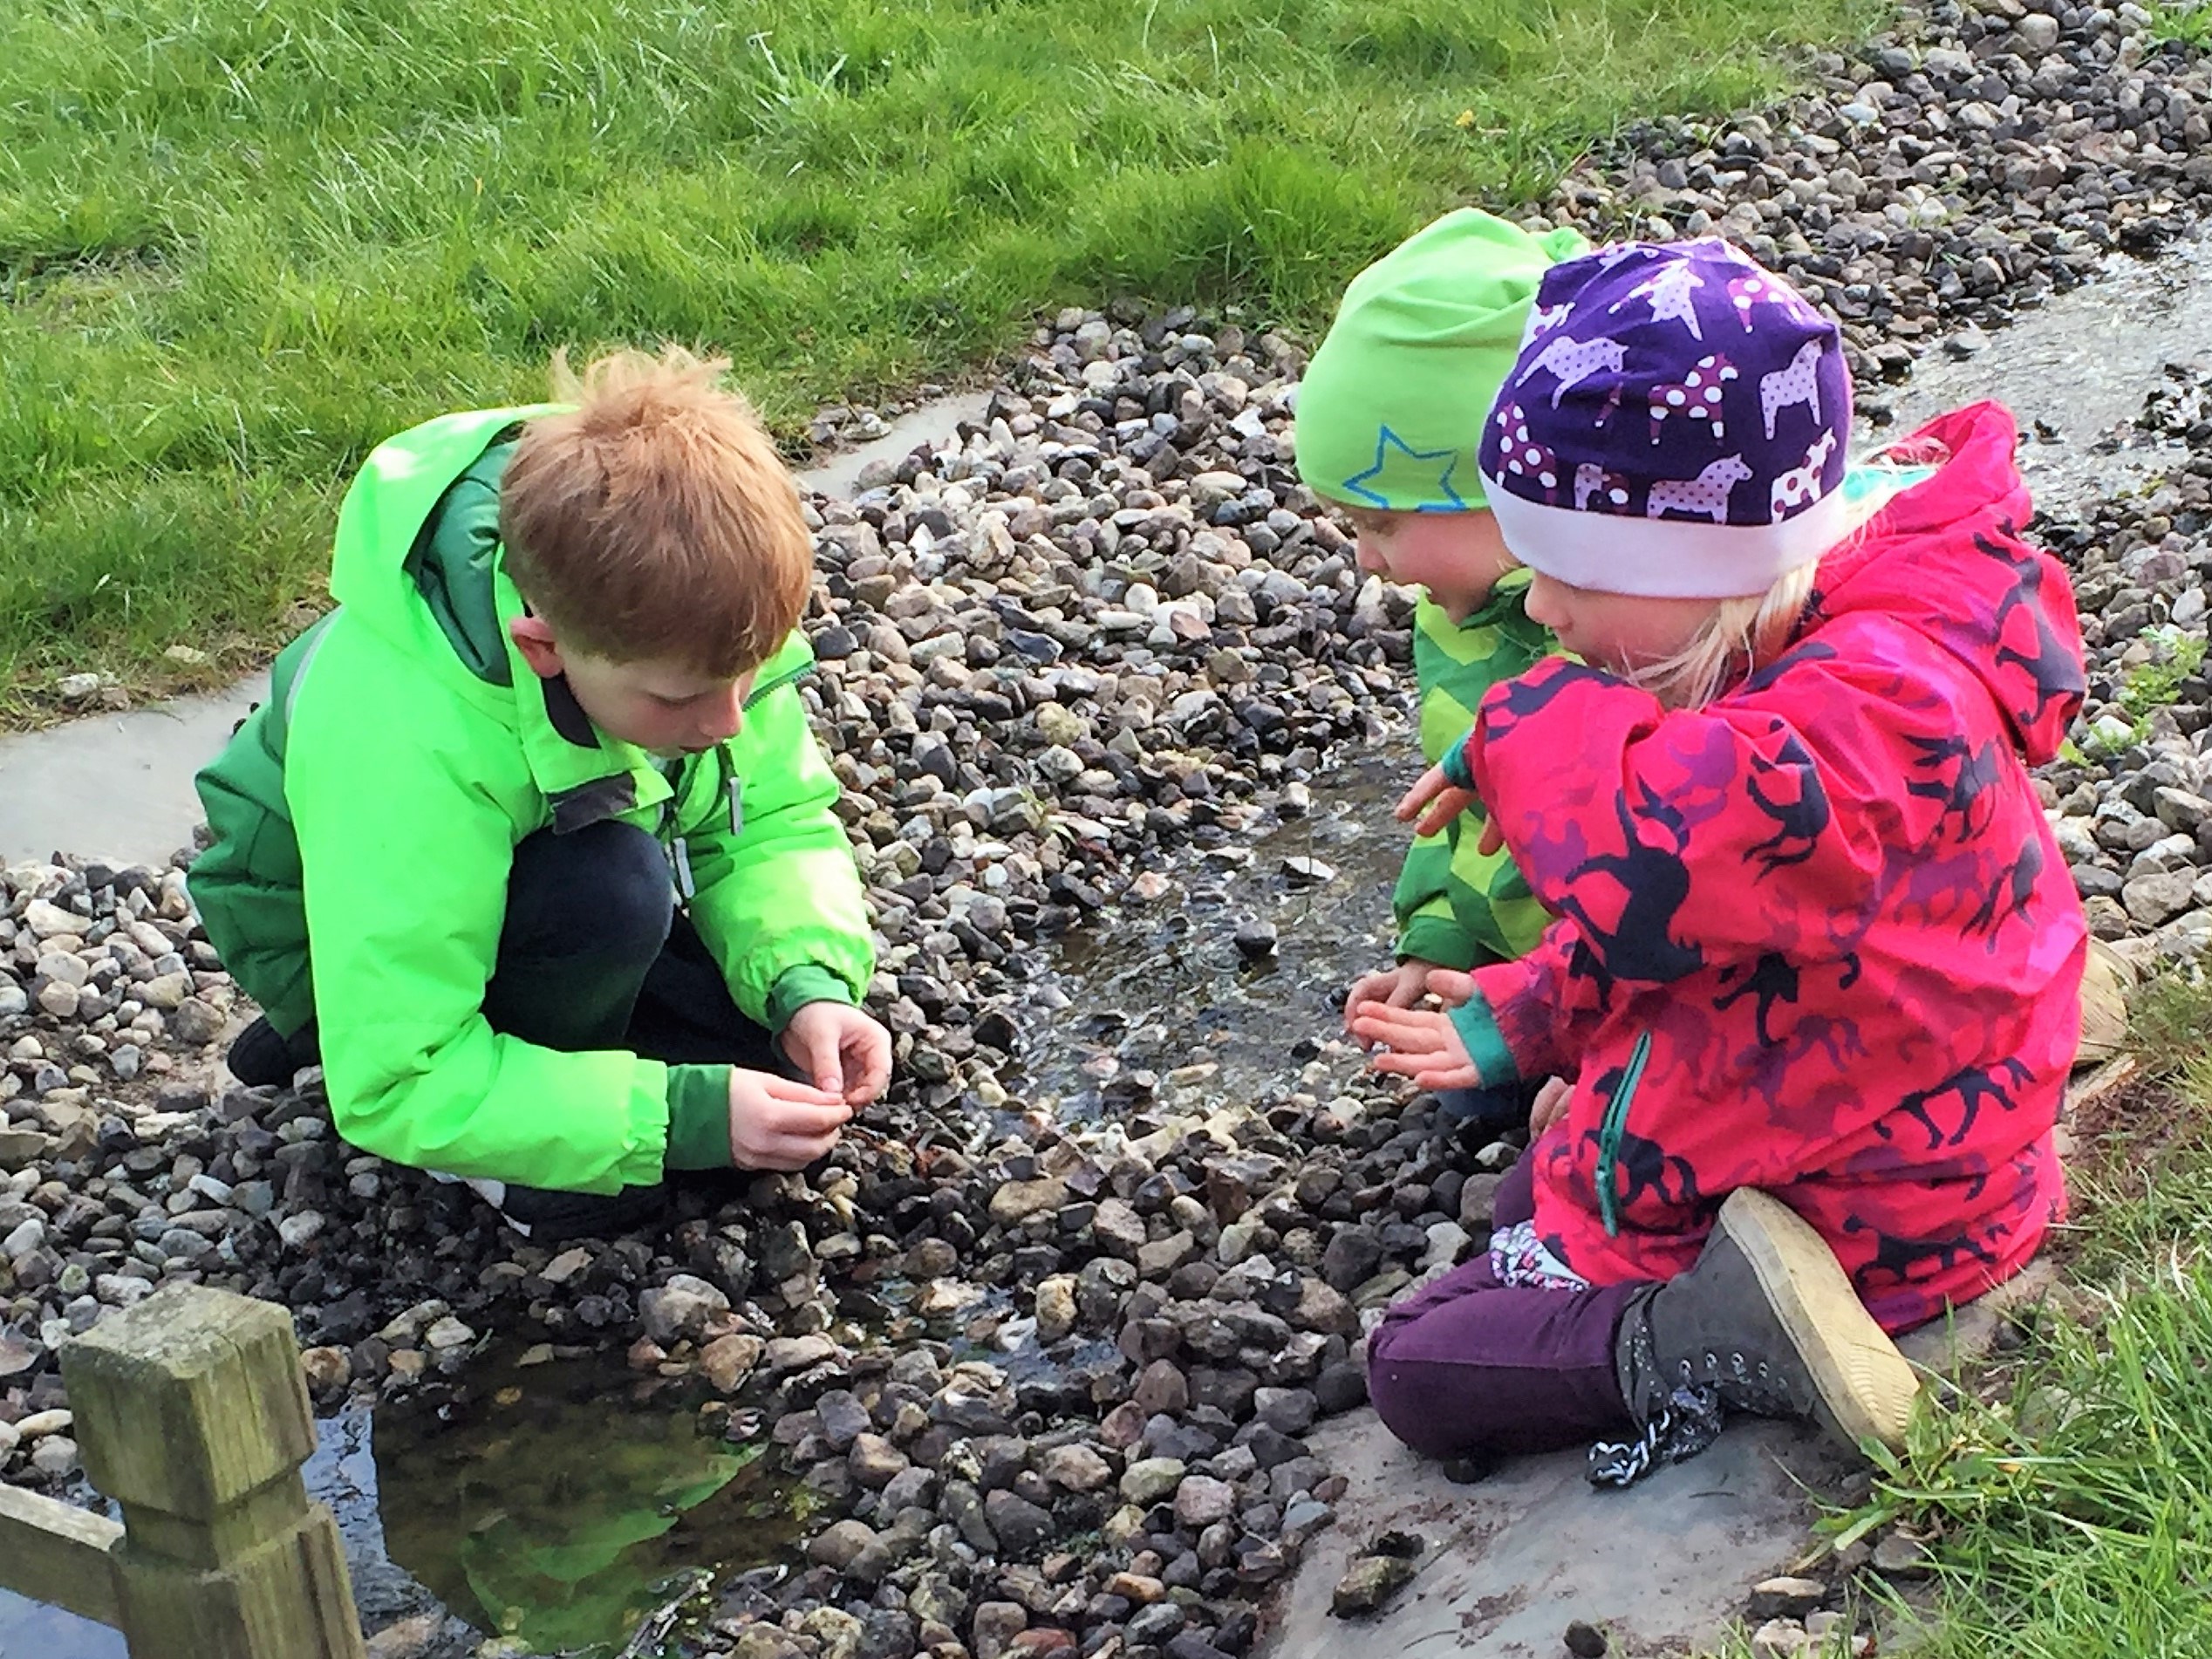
189, 406, 874, 1194
1394, 575, 1555, 971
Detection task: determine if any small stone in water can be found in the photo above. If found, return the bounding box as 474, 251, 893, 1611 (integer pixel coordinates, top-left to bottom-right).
423, 1316, 475, 1352
1233, 919, 1279, 959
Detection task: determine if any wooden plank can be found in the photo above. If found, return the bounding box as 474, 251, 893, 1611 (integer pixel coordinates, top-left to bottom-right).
0, 1483, 124, 1627
2065, 1052, 2140, 1116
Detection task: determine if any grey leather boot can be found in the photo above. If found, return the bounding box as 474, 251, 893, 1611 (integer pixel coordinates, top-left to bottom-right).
1611, 1188, 1921, 1458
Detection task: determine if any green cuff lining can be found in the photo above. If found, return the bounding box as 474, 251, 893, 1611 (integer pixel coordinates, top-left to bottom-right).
664, 1064, 734, 1170
766, 965, 857, 1033
1447, 990, 1519, 1089
1439, 734, 1477, 791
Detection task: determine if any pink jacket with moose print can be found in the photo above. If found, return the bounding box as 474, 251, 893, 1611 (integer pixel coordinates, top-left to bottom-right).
1449, 402, 2088, 1331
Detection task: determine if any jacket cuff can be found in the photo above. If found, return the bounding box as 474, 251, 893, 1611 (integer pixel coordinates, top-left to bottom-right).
767, 965, 857, 1033
1447, 990, 1519, 1089
664, 1065, 734, 1170
1397, 916, 1478, 973
1439, 733, 1478, 791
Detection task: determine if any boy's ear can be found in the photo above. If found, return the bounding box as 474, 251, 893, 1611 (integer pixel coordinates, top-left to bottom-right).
508, 614, 566, 681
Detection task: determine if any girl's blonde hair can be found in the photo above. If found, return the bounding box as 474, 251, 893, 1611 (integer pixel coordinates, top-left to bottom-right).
1621, 445, 1945, 709
1623, 563, 1819, 711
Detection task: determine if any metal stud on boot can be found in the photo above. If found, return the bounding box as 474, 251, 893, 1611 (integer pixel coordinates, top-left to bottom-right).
1613, 1188, 1920, 1460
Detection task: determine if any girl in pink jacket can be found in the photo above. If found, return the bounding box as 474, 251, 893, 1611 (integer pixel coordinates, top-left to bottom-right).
1355, 238, 2088, 1484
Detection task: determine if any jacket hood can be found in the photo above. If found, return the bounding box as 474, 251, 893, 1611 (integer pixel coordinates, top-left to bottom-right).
1809, 400, 2086, 764
326, 406, 559, 679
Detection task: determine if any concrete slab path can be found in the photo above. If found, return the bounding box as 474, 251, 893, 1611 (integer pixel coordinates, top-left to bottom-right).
0, 674, 269, 868
1259, 1253, 2052, 1656
1264, 1417, 1852, 1658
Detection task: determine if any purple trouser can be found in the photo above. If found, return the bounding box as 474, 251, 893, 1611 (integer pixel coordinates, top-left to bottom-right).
1367, 1152, 1651, 1458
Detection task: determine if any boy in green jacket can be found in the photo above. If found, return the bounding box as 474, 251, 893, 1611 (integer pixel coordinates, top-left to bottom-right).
1297, 209, 1581, 1130
191, 348, 887, 1239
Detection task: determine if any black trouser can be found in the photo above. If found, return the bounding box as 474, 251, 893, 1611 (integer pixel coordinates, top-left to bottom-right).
257, 820, 778, 1074
238, 822, 777, 1218
488, 820, 781, 1074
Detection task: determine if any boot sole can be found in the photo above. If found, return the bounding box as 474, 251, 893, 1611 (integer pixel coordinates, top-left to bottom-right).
1718, 1189, 1921, 1454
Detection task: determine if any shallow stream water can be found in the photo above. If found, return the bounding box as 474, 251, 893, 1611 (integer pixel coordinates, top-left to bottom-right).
6, 237, 2211, 1659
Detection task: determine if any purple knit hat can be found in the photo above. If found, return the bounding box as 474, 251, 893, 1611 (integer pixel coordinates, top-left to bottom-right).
1477, 238, 1854, 598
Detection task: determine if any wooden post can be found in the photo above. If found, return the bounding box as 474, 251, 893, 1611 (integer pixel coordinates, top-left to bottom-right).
60, 1283, 367, 1659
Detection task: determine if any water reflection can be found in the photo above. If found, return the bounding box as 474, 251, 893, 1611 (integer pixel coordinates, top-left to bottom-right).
366, 1348, 799, 1655
0, 1587, 126, 1659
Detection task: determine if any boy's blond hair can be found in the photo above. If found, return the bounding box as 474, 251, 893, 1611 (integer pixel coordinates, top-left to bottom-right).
500, 345, 811, 679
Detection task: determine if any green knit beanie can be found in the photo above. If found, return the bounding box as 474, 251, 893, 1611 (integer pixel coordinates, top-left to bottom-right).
1297, 209, 1587, 513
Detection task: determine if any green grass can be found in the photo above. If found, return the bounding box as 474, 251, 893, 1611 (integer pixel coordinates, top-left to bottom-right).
2120, 632, 2209, 722
2075, 630, 2207, 755
0, 0, 1881, 717
2153, 2, 2212, 50
1830, 973, 2212, 1657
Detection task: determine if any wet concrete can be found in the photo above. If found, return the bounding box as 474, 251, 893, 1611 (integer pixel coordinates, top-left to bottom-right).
0, 392, 996, 869
800, 392, 997, 502
1257, 1269, 2045, 1658
1266, 1419, 1853, 1658
0, 672, 270, 869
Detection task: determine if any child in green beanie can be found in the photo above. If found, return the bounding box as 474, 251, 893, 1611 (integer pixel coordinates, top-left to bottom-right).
1297, 208, 1585, 1130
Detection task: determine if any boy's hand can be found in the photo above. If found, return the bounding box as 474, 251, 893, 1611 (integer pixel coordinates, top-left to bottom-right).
1396, 764, 1485, 841
1350, 1003, 1483, 1093
1345, 959, 1441, 1039
727, 1069, 850, 1170
779, 1000, 892, 1106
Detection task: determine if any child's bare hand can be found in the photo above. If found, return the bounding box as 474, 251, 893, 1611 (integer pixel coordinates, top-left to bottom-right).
727, 1069, 851, 1170
1396, 765, 1481, 840
779, 1001, 892, 1106
1344, 959, 1439, 1038
1424, 967, 1477, 1008
1528, 1075, 1573, 1137
1348, 1004, 1482, 1092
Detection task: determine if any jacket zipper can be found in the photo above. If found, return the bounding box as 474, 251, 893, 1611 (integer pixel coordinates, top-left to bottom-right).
1596, 1029, 1653, 1239
658, 658, 806, 875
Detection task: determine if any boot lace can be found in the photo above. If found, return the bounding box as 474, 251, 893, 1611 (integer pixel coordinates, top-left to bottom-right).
1587, 1383, 1724, 1488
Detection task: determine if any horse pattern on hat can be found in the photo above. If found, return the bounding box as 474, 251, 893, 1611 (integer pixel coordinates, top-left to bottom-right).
1482, 238, 1852, 536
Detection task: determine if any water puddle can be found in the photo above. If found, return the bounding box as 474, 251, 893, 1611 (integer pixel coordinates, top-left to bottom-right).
1015, 754, 1405, 1119
0, 1588, 124, 1659
317, 1346, 802, 1658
